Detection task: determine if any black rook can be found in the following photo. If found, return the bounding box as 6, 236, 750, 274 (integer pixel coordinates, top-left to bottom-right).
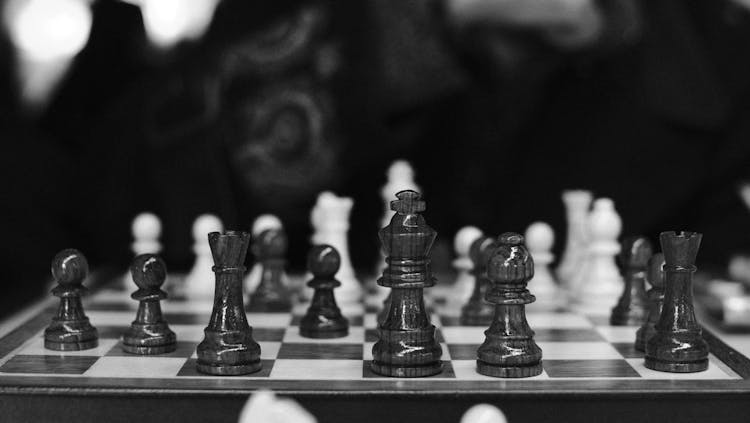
197, 231, 261, 375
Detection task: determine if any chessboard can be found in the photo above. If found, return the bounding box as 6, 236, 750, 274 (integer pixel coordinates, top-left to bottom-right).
2, 279, 750, 423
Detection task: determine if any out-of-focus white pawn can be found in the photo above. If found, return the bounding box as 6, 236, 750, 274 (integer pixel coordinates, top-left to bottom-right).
557, 190, 593, 290
460, 404, 508, 423
120, 212, 162, 290
452, 226, 484, 304
183, 214, 223, 299
525, 221, 563, 309
237, 390, 316, 423
310, 192, 362, 304
571, 198, 623, 314
244, 214, 283, 295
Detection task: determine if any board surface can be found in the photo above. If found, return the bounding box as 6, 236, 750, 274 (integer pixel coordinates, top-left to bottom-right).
3, 275, 750, 422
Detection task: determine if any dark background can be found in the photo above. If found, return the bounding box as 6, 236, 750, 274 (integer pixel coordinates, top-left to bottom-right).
2, 0, 750, 318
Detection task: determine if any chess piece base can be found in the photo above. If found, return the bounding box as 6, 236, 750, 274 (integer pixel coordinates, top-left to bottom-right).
44, 339, 98, 351
370, 360, 443, 378
476, 360, 543, 378
196, 360, 262, 375
644, 357, 708, 373
122, 343, 177, 355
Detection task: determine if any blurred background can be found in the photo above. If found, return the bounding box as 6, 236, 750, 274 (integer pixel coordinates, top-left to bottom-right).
1, 0, 750, 318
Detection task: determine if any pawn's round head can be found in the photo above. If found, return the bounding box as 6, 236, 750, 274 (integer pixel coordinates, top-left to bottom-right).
132, 212, 161, 239
621, 236, 653, 269
252, 214, 282, 236
524, 222, 554, 253
454, 226, 483, 257
307, 245, 340, 278
193, 214, 223, 240
130, 254, 167, 290
253, 228, 288, 259
51, 249, 89, 286
647, 252, 666, 289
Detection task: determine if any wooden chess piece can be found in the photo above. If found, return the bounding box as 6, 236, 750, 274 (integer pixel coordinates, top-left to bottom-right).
45, 249, 98, 351
645, 231, 708, 373
197, 231, 261, 375
477, 233, 542, 378
460, 236, 497, 326
610, 236, 652, 326
122, 254, 176, 354
300, 245, 349, 338
371, 190, 443, 377
635, 252, 665, 352
248, 228, 292, 312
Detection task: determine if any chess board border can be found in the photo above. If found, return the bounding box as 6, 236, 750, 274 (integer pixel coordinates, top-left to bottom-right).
2, 301, 750, 396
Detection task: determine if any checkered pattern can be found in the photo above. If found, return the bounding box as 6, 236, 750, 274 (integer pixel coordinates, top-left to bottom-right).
0, 289, 739, 382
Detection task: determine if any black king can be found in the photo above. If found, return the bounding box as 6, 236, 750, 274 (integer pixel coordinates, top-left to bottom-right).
371, 190, 443, 377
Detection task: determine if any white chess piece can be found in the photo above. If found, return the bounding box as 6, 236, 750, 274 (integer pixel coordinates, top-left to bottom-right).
310, 191, 363, 304
238, 390, 316, 423
557, 190, 593, 290
525, 221, 562, 309
571, 198, 623, 314
460, 404, 508, 423
120, 212, 162, 289
183, 214, 223, 299
372, 160, 421, 300
244, 214, 283, 295
452, 226, 484, 304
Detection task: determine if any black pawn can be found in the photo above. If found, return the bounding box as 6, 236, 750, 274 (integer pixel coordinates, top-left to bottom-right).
635, 253, 665, 352
477, 233, 542, 378
45, 249, 98, 351
197, 231, 262, 375
610, 236, 652, 326
248, 228, 292, 312
300, 245, 349, 338
460, 236, 497, 326
371, 190, 443, 377
645, 231, 708, 373
122, 254, 176, 354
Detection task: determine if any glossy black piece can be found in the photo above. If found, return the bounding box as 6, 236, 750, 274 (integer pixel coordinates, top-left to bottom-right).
45, 249, 99, 351
477, 233, 543, 378
300, 245, 349, 338
635, 253, 665, 352
460, 236, 497, 326
196, 231, 261, 375
611, 236, 652, 326
645, 231, 708, 373
371, 190, 443, 377
122, 254, 176, 354
248, 229, 293, 312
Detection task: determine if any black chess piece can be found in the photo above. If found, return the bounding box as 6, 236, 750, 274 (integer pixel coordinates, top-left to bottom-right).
248, 228, 292, 312
300, 245, 349, 338
635, 252, 665, 352
610, 236, 652, 326
371, 190, 443, 377
645, 231, 708, 373
45, 249, 98, 351
197, 231, 262, 375
122, 254, 176, 354
477, 233, 542, 378
460, 236, 497, 326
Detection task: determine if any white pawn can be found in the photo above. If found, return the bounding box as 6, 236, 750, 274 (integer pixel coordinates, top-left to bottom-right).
120, 212, 162, 289
571, 198, 623, 314
525, 221, 562, 309
461, 404, 508, 423
557, 190, 593, 290
452, 226, 483, 305
244, 214, 283, 295
372, 160, 421, 300
183, 214, 223, 299
311, 191, 362, 304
